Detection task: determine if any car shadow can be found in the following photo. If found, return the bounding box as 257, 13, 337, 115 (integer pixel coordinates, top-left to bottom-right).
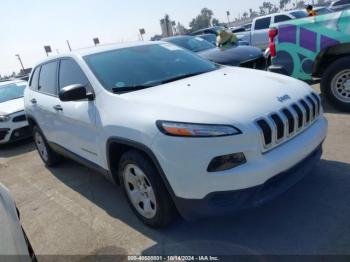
0, 138, 35, 158
46, 158, 350, 255
319, 93, 348, 115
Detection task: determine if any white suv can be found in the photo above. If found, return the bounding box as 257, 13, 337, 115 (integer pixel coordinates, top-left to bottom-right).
24, 42, 327, 227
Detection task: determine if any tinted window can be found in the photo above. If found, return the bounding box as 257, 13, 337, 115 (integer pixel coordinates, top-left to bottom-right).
29, 66, 40, 90
59, 59, 89, 90
0, 82, 27, 103
254, 17, 271, 30
290, 11, 309, 18
198, 34, 217, 45
337, 0, 350, 5
38, 61, 58, 95
84, 44, 218, 93
274, 15, 291, 23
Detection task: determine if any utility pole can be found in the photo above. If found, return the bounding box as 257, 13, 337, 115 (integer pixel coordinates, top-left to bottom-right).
66, 40, 72, 51
15, 54, 25, 71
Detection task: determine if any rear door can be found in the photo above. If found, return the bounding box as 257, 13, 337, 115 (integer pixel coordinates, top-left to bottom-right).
54, 58, 98, 163
251, 16, 271, 49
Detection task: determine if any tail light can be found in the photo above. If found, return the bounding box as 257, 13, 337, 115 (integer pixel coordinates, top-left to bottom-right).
269, 28, 278, 57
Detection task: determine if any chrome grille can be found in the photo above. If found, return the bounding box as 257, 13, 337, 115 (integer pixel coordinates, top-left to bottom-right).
255, 93, 321, 152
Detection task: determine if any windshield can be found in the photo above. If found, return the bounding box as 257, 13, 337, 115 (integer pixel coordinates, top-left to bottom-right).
84, 44, 218, 92
290, 10, 309, 18
198, 34, 217, 45
0, 82, 26, 103
165, 37, 216, 53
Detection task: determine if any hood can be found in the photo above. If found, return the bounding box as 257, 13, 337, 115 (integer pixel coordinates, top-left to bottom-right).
121, 67, 313, 125
198, 46, 263, 66
0, 97, 24, 115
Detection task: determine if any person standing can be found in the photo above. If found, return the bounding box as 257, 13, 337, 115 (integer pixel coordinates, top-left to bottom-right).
306, 5, 318, 16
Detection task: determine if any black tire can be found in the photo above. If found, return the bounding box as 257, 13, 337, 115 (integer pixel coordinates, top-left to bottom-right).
32, 126, 62, 166
321, 56, 350, 112
119, 150, 177, 228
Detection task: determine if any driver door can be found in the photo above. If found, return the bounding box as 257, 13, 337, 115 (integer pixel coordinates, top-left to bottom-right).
53, 58, 99, 164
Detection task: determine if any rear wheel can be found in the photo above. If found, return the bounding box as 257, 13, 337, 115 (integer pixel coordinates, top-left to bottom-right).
119, 150, 176, 228
321, 56, 350, 112
33, 126, 62, 166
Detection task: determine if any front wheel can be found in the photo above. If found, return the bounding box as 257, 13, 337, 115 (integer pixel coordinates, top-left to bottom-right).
119, 150, 177, 228
321, 56, 350, 112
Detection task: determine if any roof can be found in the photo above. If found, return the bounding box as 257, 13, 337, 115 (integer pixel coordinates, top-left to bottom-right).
33, 41, 160, 66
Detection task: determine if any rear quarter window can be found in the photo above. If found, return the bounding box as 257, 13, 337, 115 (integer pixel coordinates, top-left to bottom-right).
254, 17, 271, 30
29, 66, 40, 90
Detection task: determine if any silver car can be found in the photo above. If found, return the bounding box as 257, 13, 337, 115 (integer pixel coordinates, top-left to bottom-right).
0, 183, 36, 261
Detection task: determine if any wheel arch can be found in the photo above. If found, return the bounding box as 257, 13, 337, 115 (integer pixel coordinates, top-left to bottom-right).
313, 43, 350, 78
26, 114, 39, 130
106, 137, 177, 199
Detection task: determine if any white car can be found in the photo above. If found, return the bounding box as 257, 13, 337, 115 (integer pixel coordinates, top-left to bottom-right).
0, 183, 36, 260
24, 42, 327, 227
0, 80, 31, 144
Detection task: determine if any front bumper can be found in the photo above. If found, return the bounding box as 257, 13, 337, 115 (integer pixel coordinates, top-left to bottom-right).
175, 144, 322, 220
0, 125, 31, 144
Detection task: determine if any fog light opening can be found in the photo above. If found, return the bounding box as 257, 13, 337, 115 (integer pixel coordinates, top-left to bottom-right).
207, 152, 246, 172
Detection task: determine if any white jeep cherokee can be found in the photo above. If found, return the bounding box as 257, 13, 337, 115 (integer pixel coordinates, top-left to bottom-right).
24, 42, 327, 227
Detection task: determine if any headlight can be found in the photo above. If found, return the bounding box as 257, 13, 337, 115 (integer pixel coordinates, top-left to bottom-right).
156, 121, 241, 137
0, 115, 11, 122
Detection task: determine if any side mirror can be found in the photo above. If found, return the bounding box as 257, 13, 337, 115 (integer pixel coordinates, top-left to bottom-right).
59, 84, 94, 102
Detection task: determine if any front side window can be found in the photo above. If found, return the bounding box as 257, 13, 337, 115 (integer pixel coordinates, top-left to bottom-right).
0, 82, 27, 103
254, 17, 271, 30
59, 59, 90, 90
337, 0, 350, 5
38, 61, 58, 95
84, 44, 218, 93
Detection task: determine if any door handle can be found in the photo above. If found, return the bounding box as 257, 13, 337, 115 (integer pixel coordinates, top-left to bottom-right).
30, 98, 37, 104
53, 105, 63, 111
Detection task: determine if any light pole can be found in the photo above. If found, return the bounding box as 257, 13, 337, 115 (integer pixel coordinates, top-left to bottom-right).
15, 54, 25, 71
66, 40, 72, 51
226, 11, 231, 26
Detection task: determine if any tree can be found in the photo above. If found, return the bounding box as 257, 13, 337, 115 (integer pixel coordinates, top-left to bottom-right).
189, 8, 214, 31
249, 8, 259, 18
279, 0, 291, 10
296, 0, 305, 8
242, 12, 249, 19
212, 18, 220, 26
258, 1, 279, 15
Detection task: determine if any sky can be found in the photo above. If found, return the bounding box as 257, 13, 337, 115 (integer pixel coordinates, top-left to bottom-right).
0, 0, 280, 76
